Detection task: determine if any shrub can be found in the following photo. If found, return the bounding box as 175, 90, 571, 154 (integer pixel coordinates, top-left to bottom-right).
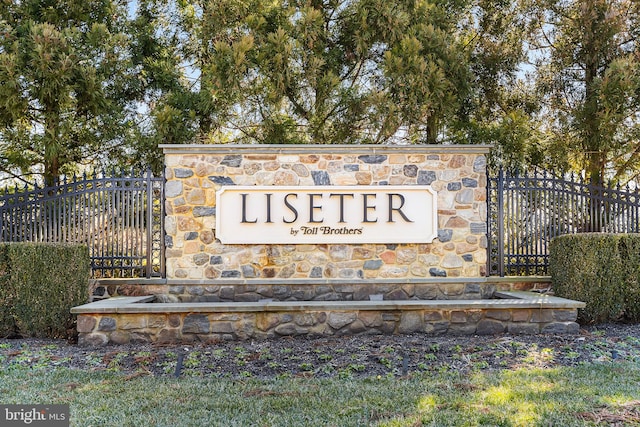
0, 242, 90, 339
0, 244, 17, 337
618, 236, 640, 321
550, 233, 640, 324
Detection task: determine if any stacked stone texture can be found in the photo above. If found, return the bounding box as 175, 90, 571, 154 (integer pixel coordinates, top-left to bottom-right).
77, 307, 580, 346
155, 281, 495, 303
164, 147, 488, 281
91, 278, 552, 301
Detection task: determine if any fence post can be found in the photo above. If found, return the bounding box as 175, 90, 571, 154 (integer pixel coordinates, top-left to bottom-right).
159, 171, 166, 278
486, 172, 490, 276
145, 169, 153, 278
496, 168, 505, 277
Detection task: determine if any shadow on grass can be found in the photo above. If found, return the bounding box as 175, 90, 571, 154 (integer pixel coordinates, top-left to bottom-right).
0, 362, 639, 426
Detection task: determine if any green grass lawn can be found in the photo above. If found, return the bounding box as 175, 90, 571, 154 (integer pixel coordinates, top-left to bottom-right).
2, 362, 639, 426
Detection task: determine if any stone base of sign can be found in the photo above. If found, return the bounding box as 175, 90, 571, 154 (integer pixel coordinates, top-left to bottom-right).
89, 277, 552, 302
72, 290, 584, 346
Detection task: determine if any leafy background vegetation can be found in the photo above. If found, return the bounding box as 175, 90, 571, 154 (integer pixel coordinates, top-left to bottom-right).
0, 0, 639, 187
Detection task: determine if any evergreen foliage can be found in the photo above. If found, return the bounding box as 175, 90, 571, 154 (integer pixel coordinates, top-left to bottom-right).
0, 1, 639, 185
0, 244, 15, 337
526, 0, 640, 184
0, 243, 89, 339
0, 0, 139, 186
164, 0, 477, 145
550, 233, 640, 324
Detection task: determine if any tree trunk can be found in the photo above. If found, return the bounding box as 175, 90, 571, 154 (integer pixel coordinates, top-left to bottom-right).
426, 114, 438, 144
44, 155, 60, 188
44, 111, 61, 188
582, 0, 605, 231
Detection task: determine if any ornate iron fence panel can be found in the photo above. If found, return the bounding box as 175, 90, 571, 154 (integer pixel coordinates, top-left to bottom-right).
0, 170, 164, 278
4, 167, 639, 279
488, 169, 640, 276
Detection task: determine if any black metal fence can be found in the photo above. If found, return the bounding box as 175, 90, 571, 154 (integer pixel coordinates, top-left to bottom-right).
3, 167, 640, 279
488, 169, 640, 276
0, 170, 164, 278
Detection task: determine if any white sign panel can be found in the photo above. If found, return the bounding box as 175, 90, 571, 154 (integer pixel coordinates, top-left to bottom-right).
216, 186, 438, 244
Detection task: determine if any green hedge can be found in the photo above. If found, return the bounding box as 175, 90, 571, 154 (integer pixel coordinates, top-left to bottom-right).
0, 242, 90, 339
550, 233, 640, 324
0, 244, 16, 337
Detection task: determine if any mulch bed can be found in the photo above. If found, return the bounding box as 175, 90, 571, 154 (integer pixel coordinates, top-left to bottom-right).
1, 323, 639, 379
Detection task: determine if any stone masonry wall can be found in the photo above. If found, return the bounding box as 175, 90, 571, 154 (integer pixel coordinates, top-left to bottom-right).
91, 277, 553, 301
162, 145, 490, 281
77, 306, 580, 346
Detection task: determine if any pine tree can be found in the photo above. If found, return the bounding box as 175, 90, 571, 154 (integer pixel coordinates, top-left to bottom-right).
163, 0, 476, 145
529, 0, 640, 184
0, 0, 133, 186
